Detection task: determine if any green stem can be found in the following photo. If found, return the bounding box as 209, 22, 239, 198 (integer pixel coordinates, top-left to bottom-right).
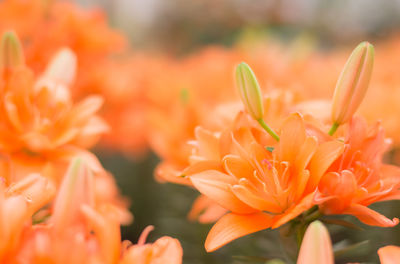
328, 122, 339, 136
295, 225, 307, 249
304, 209, 321, 223
257, 118, 280, 141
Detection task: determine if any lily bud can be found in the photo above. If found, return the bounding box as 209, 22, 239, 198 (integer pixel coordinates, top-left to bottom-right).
297, 221, 334, 264
51, 158, 95, 233
0, 31, 25, 71
235, 62, 264, 120
331, 41, 374, 125
378, 245, 400, 264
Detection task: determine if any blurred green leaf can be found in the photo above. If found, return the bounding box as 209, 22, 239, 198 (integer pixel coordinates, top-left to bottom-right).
322, 218, 364, 231
334, 240, 369, 258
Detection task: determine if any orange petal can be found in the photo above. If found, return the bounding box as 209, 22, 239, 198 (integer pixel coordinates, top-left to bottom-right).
297, 221, 334, 264
378, 245, 400, 264
188, 195, 227, 223
41, 48, 77, 86
3, 94, 22, 132
292, 170, 310, 202
190, 170, 256, 214
205, 212, 274, 252
295, 136, 318, 173
150, 236, 183, 263
231, 184, 282, 213
194, 126, 220, 161
81, 204, 121, 264
277, 113, 306, 163
7, 174, 55, 215
154, 162, 191, 186
69, 95, 104, 125
223, 154, 253, 180
306, 140, 344, 192
183, 160, 222, 177
272, 192, 315, 228
343, 204, 399, 227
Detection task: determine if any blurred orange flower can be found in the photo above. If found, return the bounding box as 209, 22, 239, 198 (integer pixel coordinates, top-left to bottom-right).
0, 31, 107, 175
0, 31, 131, 225
0, 46, 108, 154
13, 159, 181, 264
0, 0, 153, 157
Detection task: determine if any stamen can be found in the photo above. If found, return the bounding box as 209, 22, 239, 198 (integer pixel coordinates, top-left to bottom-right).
138, 225, 154, 246
262, 159, 273, 170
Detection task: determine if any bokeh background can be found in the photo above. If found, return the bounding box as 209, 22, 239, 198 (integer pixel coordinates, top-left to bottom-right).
72, 1, 400, 263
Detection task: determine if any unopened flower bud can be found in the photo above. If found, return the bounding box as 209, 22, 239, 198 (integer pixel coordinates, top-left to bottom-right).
0, 31, 25, 71
235, 62, 264, 120
297, 221, 334, 264
331, 41, 374, 125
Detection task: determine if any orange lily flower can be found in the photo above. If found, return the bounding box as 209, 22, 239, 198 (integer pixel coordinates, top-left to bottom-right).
297, 221, 334, 264
189, 113, 344, 251
154, 89, 299, 223
316, 117, 400, 227
378, 245, 400, 264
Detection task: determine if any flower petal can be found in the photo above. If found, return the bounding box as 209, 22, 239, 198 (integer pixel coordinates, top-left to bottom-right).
205, 212, 274, 252
306, 140, 344, 193
188, 195, 227, 223
231, 184, 282, 213
272, 192, 315, 228
277, 113, 306, 163
190, 170, 256, 214
223, 154, 253, 180
343, 204, 399, 227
